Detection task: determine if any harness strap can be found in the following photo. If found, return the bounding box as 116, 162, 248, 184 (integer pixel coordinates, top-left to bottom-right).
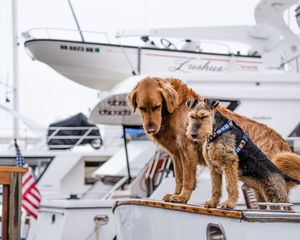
208, 119, 234, 142
236, 132, 249, 154
208, 119, 249, 155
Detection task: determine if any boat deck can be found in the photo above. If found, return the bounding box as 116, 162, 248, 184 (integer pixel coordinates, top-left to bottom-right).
114, 199, 300, 223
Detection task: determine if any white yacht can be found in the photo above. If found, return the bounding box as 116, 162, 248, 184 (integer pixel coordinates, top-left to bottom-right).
114, 175, 300, 240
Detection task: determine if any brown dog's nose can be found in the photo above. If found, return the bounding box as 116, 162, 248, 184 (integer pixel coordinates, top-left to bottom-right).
191, 133, 198, 138
146, 124, 156, 134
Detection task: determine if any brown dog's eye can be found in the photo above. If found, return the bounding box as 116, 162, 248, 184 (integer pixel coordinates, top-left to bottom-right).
190, 115, 196, 119
200, 115, 208, 119
152, 105, 160, 111
139, 107, 146, 112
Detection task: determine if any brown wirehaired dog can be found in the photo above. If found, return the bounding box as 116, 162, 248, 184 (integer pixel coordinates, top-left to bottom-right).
186, 99, 300, 209
128, 77, 300, 203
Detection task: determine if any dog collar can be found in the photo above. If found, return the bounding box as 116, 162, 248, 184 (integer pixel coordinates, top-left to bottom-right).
208, 120, 249, 154
208, 119, 234, 142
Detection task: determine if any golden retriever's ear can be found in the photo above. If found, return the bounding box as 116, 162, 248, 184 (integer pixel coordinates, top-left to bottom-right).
127, 83, 140, 112
159, 82, 179, 113
186, 98, 198, 109
204, 98, 219, 109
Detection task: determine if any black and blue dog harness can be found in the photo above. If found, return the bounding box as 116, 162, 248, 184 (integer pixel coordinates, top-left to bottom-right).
208, 119, 249, 154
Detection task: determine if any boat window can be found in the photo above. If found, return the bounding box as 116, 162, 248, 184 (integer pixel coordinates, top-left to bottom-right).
218, 99, 240, 111
0, 156, 53, 182
289, 122, 300, 137
84, 160, 105, 185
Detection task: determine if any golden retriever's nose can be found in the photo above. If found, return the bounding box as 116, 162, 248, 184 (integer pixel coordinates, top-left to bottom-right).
146, 124, 156, 134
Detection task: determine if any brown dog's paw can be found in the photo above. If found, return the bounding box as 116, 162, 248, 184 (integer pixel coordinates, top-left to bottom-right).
204, 199, 218, 208
162, 194, 173, 202
220, 200, 236, 209
283, 205, 293, 211
168, 194, 189, 203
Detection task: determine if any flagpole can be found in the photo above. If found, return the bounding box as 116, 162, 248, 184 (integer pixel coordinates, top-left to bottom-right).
12, 0, 19, 139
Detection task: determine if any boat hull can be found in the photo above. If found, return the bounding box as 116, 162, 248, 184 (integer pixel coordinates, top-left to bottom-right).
24, 39, 263, 91
114, 199, 300, 240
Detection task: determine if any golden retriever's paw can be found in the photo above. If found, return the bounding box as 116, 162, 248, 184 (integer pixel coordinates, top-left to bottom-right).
168, 194, 189, 203
162, 194, 175, 202
220, 200, 236, 209
283, 205, 293, 211
204, 199, 218, 208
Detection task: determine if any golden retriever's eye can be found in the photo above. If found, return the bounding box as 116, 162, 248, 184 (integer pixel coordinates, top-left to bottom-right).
152, 105, 160, 111
190, 115, 196, 119
200, 115, 208, 119
139, 107, 146, 112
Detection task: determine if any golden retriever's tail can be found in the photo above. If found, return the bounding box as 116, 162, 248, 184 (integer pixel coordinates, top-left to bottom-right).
272, 152, 300, 189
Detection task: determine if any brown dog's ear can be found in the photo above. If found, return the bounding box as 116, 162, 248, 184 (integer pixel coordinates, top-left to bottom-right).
159, 81, 179, 113
204, 98, 219, 109
127, 82, 141, 112
186, 98, 198, 109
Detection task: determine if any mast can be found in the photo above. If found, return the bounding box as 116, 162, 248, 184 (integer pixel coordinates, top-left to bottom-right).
12, 0, 19, 139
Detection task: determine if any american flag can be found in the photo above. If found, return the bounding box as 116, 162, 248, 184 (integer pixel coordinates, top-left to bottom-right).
15, 139, 41, 219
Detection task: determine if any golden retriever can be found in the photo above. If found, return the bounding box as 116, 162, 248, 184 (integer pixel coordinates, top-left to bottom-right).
128, 77, 300, 203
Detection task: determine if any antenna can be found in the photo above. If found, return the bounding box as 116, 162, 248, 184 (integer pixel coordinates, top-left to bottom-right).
67, 0, 85, 42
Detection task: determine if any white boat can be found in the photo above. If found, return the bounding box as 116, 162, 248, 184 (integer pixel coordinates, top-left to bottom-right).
23, 0, 300, 92
0, 132, 172, 239
114, 199, 300, 240
23, 33, 264, 91
113, 168, 300, 240
24, 140, 167, 240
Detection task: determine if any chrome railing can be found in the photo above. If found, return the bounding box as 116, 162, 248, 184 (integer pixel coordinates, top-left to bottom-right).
23, 27, 111, 44
278, 54, 300, 73
47, 126, 102, 149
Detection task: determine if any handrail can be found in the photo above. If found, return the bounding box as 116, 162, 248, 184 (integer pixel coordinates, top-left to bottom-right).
24, 28, 236, 54
277, 54, 300, 73
0, 166, 27, 173
48, 126, 100, 130
143, 151, 172, 197
47, 126, 102, 149
24, 27, 111, 43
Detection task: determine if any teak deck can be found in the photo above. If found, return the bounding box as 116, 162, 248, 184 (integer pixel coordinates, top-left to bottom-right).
114, 199, 300, 223
114, 199, 242, 219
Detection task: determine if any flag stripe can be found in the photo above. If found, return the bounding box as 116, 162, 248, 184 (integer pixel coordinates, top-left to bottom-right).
23, 194, 40, 208
22, 177, 35, 194
22, 198, 39, 210
26, 189, 41, 204
28, 188, 41, 201
22, 203, 38, 219
22, 171, 33, 185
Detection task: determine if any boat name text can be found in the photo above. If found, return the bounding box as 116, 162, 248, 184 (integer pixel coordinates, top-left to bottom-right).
169, 58, 224, 72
